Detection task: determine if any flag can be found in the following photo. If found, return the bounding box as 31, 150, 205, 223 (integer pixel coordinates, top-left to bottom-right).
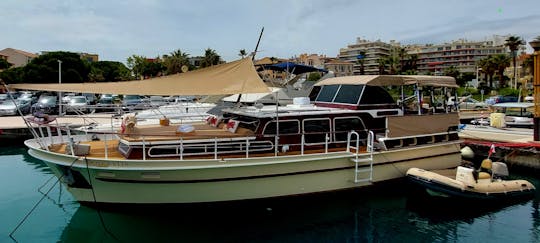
488, 144, 496, 158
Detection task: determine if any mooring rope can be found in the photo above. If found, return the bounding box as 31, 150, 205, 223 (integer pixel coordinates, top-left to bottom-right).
9, 157, 79, 240
84, 157, 121, 242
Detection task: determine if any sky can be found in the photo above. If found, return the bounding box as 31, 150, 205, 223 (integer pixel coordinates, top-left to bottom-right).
1, 0, 540, 63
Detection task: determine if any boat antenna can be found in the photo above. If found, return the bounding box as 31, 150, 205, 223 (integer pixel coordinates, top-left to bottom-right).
236, 27, 264, 105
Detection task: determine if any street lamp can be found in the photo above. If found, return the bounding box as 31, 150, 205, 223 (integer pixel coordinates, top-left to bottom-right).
57, 60, 62, 116
529, 37, 540, 141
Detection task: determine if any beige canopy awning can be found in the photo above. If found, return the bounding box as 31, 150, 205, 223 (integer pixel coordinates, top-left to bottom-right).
315, 75, 458, 88
9, 57, 271, 95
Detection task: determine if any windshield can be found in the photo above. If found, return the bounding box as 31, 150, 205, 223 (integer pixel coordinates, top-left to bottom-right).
125, 95, 140, 100
70, 97, 87, 104
39, 97, 57, 105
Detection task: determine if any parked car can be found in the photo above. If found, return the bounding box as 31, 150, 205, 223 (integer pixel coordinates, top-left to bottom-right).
149, 96, 167, 107
66, 96, 90, 113
448, 96, 488, 110
62, 93, 77, 103
0, 99, 32, 116
122, 95, 147, 110
0, 92, 20, 102
17, 92, 38, 104
32, 96, 58, 114
485, 95, 518, 105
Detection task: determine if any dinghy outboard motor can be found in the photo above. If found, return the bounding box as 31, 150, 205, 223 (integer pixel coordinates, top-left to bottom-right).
491, 162, 509, 180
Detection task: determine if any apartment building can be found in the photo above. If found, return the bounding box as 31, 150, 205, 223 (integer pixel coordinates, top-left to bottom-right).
415, 37, 508, 75
0, 48, 38, 67
323, 59, 354, 77
338, 38, 399, 74
294, 53, 326, 69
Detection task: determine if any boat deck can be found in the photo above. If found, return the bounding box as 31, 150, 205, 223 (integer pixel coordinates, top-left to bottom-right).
119, 123, 255, 142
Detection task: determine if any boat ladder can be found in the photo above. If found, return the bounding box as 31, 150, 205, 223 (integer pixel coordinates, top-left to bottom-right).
348, 130, 374, 183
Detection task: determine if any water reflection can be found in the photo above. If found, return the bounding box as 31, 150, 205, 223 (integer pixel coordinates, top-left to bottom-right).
57, 181, 540, 243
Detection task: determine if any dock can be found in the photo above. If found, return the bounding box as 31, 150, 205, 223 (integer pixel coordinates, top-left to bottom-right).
0, 114, 117, 142
459, 125, 540, 169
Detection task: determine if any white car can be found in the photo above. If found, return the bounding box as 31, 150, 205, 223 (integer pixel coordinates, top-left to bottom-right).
448, 96, 488, 110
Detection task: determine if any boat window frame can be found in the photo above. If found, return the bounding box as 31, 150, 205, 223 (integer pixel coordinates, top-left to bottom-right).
333, 116, 366, 142
302, 117, 332, 145
332, 84, 365, 105
314, 85, 341, 103
262, 119, 301, 137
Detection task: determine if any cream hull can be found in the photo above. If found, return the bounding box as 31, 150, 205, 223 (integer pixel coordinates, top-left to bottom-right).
26, 139, 460, 204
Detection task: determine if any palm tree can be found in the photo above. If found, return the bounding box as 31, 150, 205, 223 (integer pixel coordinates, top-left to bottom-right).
477, 56, 497, 88
398, 47, 407, 74
443, 66, 460, 79
163, 49, 190, 74
356, 51, 366, 75
490, 54, 511, 87
505, 36, 525, 86
386, 55, 400, 75
238, 49, 247, 58
200, 48, 221, 68
377, 58, 387, 74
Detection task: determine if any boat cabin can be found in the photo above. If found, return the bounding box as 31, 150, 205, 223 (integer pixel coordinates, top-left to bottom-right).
116, 75, 461, 160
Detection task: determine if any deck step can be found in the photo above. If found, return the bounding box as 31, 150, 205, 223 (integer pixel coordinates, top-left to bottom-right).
350, 158, 372, 163
354, 178, 372, 183
355, 168, 372, 173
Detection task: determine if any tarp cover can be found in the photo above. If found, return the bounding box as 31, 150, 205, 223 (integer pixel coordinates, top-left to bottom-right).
315, 75, 458, 88
9, 58, 270, 95
387, 113, 459, 137
258, 62, 327, 75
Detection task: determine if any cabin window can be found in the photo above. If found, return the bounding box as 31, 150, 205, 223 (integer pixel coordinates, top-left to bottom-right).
303, 118, 331, 144
315, 85, 339, 102
263, 120, 300, 135
333, 85, 363, 104
308, 86, 321, 101
359, 86, 395, 105
334, 117, 366, 141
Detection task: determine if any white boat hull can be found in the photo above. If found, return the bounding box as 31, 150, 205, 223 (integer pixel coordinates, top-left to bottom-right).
26, 139, 461, 204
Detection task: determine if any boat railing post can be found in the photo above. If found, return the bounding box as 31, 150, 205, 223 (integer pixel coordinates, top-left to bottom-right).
301, 134, 305, 155
46, 126, 53, 145
103, 132, 108, 159
346, 131, 351, 152
274, 135, 279, 157
214, 137, 218, 160
245, 137, 249, 158
180, 138, 183, 160
325, 133, 329, 154
142, 136, 146, 160
66, 127, 75, 156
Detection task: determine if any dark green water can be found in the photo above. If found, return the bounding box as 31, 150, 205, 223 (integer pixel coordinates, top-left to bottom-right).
2, 145, 540, 242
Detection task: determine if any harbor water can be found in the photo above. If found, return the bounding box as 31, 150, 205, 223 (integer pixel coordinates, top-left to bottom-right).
2, 145, 540, 242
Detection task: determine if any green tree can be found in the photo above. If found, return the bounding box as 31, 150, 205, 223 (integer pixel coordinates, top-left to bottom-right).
443, 66, 460, 82
477, 56, 497, 88
89, 61, 131, 82
397, 47, 407, 74
307, 72, 321, 81
22, 51, 90, 84
126, 55, 146, 79
505, 35, 525, 85
490, 54, 511, 87
0, 58, 12, 69
200, 48, 221, 68
162, 49, 191, 75
356, 51, 366, 75
0, 66, 24, 84
377, 58, 387, 75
